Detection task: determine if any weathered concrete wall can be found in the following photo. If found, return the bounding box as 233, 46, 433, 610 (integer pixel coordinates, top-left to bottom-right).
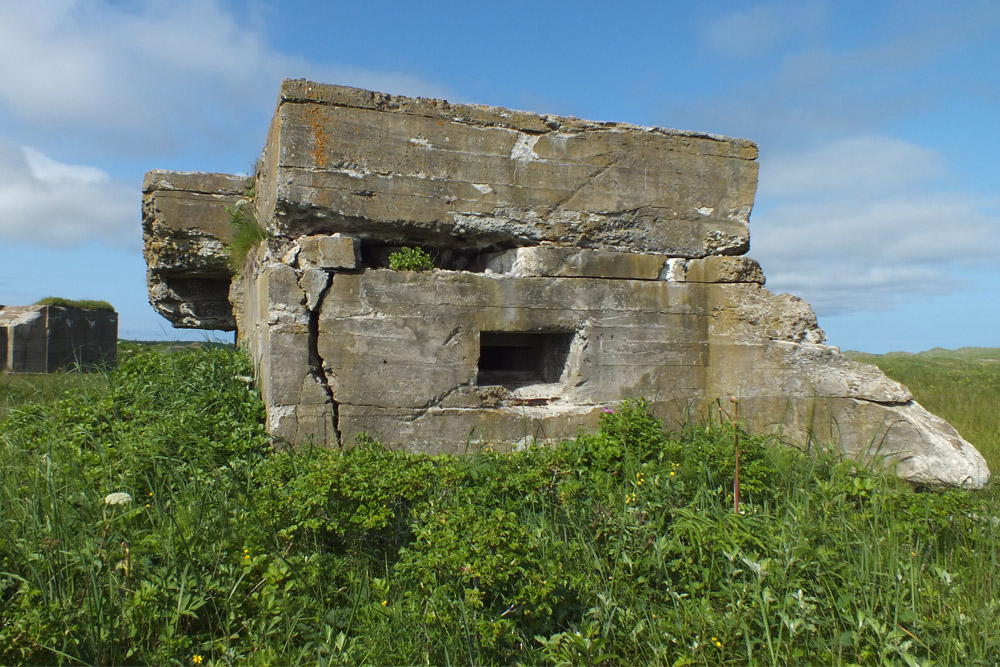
0, 305, 118, 373
45, 306, 119, 371
2, 307, 47, 373
144, 80, 759, 328
225, 237, 989, 488
142, 171, 247, 330
142, 79, 991, 488
254, 80, 757, 256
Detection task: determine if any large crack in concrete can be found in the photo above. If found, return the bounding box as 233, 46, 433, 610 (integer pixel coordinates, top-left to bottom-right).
305, 273, 341, 446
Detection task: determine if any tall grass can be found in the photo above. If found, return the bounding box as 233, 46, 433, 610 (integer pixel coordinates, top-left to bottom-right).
1, 346, 998, 665
0, 371, 106, 422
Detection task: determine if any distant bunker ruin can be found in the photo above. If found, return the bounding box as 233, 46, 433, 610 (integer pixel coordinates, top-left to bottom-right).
142, 79, 989, 488
0, 304, 117, 374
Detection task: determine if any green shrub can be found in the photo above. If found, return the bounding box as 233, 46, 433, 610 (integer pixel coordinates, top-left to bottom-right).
388, 246, 434, 271
2, 355, 998, 665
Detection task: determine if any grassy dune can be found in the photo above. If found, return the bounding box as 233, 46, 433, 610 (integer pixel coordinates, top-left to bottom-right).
0, 344, 997, 665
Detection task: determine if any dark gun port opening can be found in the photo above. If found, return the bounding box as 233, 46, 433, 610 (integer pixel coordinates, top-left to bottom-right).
476, 331, 574, 389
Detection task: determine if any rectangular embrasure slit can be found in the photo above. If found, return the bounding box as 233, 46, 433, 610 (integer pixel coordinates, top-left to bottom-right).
477, 331, 573, 388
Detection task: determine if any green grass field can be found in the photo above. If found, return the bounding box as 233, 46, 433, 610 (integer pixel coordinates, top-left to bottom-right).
0, 370, 107, 423
1, 344, 997, 665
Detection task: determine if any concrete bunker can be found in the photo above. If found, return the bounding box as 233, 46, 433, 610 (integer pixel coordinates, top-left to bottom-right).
0, 304, 118, 374
141, 79, 990, 488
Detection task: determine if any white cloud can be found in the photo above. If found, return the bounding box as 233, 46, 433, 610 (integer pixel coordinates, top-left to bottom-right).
0, 140, 135, 247
683, 3, 1000, 320
0, 0, 455, 154
759, 136, 946, 200
22, 148, 109, 184
0, 0, 457, 247
752, 136, 1000, 315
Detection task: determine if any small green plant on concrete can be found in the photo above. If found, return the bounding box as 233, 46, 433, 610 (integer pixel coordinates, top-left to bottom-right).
226, 199, 269, 275
35, 297, 114, 311
226, 172, 269, 275
388, 246, 434, 272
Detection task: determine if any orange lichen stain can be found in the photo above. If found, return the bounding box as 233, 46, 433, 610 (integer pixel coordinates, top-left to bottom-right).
303, 105, 330, 168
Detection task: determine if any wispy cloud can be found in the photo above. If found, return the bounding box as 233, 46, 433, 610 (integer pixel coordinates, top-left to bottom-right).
679, 2, 1000, 318
0, 0, 455, 247
759, 136, 945, 199
700, 1, 828, 61
0, 140, 135, 247
677, 1, 1000, 147
0, 0, 454, 155
753, 136, 1000, 314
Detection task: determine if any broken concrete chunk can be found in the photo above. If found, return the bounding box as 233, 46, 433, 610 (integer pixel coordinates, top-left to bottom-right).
299, 269, 331, 311
142, 79, 990, 489
682, 256, 765, 284
710, 283, 826, 345
731, 394, 989, 489
298, 234, 359, 270
142, 171, 248, 330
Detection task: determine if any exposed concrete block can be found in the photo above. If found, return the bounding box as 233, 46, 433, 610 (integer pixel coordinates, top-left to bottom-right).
143, 81, 758, 329
142, 171, 248, 330
265, 80, 756, 258
668, 256, 766, 284
44, 307, 119, 370
1, 307, 45, 373
298, 234, 359, 270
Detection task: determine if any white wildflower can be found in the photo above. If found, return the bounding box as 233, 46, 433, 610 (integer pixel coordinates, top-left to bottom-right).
104, 492, 133, 506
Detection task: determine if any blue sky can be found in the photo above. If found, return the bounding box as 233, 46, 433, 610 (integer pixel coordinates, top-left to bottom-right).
1, 0, 998, 352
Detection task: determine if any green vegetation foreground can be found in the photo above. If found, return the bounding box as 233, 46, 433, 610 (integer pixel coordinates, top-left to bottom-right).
1, 345, 998, 665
